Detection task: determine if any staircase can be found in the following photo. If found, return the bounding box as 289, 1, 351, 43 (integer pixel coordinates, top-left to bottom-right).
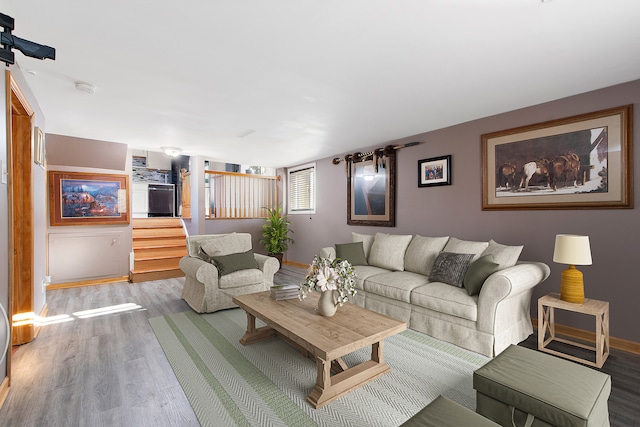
131, 217, 187, 283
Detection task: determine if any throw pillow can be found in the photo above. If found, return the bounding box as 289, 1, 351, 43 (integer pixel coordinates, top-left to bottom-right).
335, 242, 368, 266
368, 233, 413, 271
443, 237, 489, 261
429, 252, 475, 287
210, 249, 259, 276
480, 239, 523, 270
404, 235, 450, 276
351, 232, 375, 260
197, 247, 212, 263
463, 254, 500, 296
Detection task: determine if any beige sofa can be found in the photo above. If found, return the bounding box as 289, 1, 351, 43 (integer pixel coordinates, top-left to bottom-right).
179, 233, 280, 313
320, 232, 550, 357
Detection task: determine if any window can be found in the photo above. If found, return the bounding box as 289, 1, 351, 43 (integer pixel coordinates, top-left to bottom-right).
288, 163, 316, 215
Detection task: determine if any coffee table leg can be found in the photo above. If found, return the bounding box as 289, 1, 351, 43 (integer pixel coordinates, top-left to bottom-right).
239, 311, 276, 346
307, 341, 391, 409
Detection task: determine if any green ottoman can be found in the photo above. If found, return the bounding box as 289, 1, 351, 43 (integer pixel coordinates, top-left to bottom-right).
473, 345, 611, 427
400, 395, 500, 427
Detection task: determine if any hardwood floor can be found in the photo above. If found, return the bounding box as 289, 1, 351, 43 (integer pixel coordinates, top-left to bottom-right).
0, 265, 638, 426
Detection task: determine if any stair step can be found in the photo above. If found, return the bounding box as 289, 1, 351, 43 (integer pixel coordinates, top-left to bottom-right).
130, 268, 184, 283
132, 218, 184, 229
133, 237, 187, 249
134, 247, 187, 260
133, 228, 186, 239
135, 257, 181, 271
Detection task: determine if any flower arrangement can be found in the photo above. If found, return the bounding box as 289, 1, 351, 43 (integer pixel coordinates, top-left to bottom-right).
299, 256, 357, 306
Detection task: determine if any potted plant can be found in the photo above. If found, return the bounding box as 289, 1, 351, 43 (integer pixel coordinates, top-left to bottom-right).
259, 206, 294, 267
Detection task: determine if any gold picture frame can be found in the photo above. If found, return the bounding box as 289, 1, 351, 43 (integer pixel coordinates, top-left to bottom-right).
482, 105, 633, 210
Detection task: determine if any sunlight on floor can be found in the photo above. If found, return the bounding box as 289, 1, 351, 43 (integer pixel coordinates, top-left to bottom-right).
27, 302, 146, 327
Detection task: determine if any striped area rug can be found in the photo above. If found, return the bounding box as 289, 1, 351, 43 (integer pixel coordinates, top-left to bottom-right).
149, 308, 489, 427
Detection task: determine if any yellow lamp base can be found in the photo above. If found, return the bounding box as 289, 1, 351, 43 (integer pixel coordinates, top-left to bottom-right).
560, 264, 584, 304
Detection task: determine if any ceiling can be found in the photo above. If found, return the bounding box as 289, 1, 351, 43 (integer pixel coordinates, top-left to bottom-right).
4, 0, 640, 168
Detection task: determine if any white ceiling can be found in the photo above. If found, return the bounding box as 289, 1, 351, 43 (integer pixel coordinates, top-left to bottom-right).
4, 0, 640, 168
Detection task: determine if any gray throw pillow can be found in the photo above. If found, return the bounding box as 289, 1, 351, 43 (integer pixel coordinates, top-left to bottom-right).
210, 249, 259, 276
463, 254, 500, 296
335, 242, 368, 266
429, 252, 475, 287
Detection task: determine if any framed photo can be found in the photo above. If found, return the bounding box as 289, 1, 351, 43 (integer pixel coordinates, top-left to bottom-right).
34, 126, 45, 167
482, 105, 633, 210
347, 150, 396, 226
418, 155, 451, 187
49, 171, 130, 226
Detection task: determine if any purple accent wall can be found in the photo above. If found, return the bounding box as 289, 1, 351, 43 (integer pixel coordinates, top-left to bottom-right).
286, 79, 640, 343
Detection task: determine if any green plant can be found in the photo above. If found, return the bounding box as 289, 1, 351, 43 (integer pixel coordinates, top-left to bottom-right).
259, 206, 294, 255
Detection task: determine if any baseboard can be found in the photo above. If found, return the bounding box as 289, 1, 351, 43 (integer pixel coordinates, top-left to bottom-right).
531, 317, 640, 356
0, 376, 9, 410
48, 276, 129, 290
282, 260, 309, 269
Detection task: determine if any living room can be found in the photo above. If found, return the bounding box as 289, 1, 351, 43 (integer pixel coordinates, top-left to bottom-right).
1, 1, 640, 425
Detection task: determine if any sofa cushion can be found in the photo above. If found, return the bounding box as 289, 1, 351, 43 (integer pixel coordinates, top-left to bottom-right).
411, 282, 478, 321
352, 265, 390, 290
481, 239, 523, 270
368, 233, 413, 271
335, 242, 368, 266
429, 252, 474, 287
218, 268, 264, 289
443, 237, 489, 261
364, 271, 430, 303
352, 232, 375, 260
464, 254, 500, 296
210, 249, 259, 276
201, 234, 252, 257
404, 235, 450, 276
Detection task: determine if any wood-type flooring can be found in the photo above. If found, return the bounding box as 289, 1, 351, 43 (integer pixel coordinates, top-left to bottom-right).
0, 265, 638, 426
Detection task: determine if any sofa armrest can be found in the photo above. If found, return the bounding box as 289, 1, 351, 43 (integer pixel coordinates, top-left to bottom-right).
477, 261, 550, 333
179, 256, 220, 287
319, 246, 336, 259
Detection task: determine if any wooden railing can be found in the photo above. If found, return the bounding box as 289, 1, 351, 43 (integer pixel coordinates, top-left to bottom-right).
205, 170, 279, 219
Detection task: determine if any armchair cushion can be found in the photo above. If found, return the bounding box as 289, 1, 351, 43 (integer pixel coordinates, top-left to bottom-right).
210, 249, 259, 276
200, 233, 251, 257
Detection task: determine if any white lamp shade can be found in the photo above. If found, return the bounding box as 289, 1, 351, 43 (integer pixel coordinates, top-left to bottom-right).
553, 234, 592, 265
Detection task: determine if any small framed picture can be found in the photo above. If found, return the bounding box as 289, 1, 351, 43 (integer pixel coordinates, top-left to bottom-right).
418, 155, 451, 187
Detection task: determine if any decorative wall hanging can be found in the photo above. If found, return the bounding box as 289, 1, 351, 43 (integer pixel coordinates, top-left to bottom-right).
482, 105, 633, 210
344, 146, 396, 226
418, 155, 451, 187
49, 171, 130, 226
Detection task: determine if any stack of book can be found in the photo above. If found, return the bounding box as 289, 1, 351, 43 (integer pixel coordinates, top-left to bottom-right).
270, 284, 300, 300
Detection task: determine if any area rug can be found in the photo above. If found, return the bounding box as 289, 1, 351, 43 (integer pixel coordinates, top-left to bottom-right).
149, 309, 489, 427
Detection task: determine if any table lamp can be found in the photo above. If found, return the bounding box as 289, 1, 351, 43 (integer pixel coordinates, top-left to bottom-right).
552, 234, 592, 304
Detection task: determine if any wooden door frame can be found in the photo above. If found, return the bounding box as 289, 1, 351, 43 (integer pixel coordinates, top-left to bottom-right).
6, 70, 35, 350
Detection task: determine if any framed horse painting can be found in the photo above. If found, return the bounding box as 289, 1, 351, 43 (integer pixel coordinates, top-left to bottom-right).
481, 105, 633, 210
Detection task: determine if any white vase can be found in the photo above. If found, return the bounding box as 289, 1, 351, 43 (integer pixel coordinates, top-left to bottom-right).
317, 290, 338, 317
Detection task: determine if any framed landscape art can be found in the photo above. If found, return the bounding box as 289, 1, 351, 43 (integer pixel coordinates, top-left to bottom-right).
347, 149, 396, 226
482, 105, 633, 210
49, 171, 130, 226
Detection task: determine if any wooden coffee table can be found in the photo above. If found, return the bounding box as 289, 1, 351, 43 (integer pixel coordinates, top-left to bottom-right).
233, 291, 407, 409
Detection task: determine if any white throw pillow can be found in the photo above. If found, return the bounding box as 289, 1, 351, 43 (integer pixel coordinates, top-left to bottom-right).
368, 233, 413, 271
201, 234, 250, 257
442, 237, 489, 261
481, 239, 523, 270
404, 235, 450, 276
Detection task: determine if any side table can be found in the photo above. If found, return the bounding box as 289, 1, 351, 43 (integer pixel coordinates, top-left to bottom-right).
538, 292, 609, 368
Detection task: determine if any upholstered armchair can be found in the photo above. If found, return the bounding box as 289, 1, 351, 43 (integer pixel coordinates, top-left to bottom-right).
179, 233, 280, 313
